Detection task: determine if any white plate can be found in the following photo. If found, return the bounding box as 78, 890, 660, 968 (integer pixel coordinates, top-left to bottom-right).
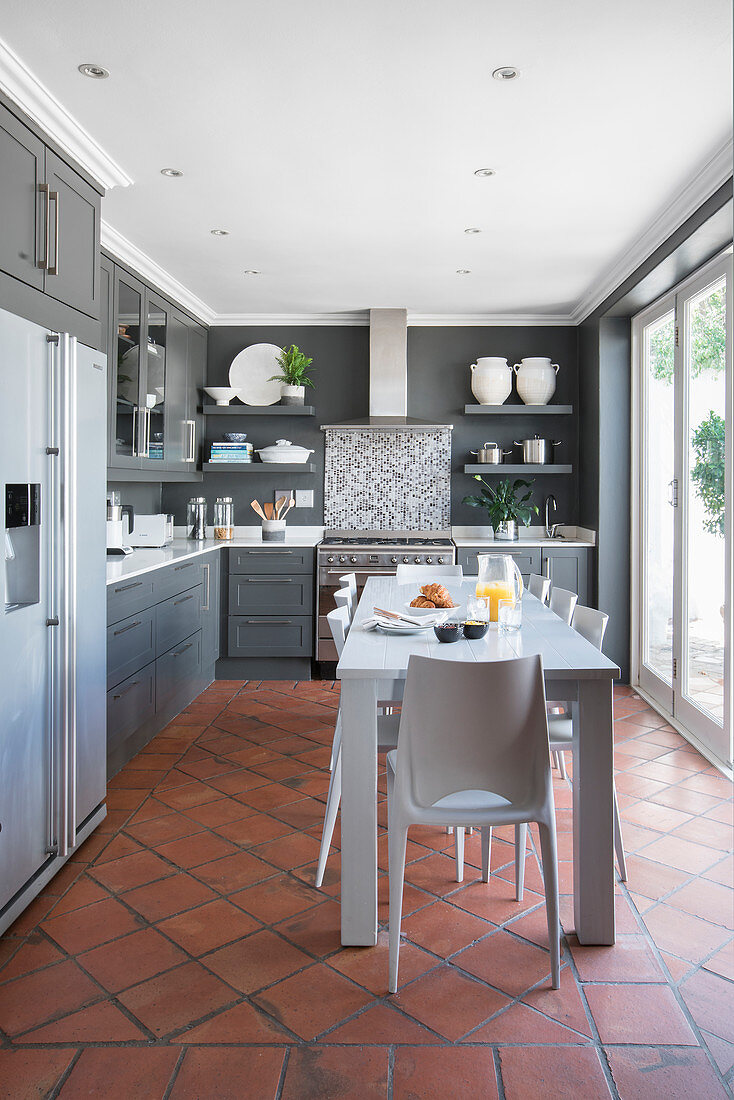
375, 620, 436, 635
403, 600, 462, 619
229, 343, 283, 406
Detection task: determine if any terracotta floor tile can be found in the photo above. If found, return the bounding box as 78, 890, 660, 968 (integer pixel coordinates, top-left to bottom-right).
58, 1047, 179, 1099
520, 966, 593, 1036
0, 958, 103, 1036
449, 877, 544, 925
169, 1047, 285, 1100
178, 999, 292, 1043
41, 896, 141, 953
281, 1046, 388, 1100
251, 830, 323, 870
125, 797, 177, 826
640, 834, 722, 875
78, 926, 188, 992
0, 934, 64, 984
23, 998, 146, 1042
158, 897, 260, 955
274, 797, 332, 831
253, 964, 373, 1040
122, 872, 218, 922
118, 960, 236, 1037
606, 1045, 729, 1100
92, 832, 142, 864
678, 773, 733, 799
213, 812, 294, 847
393, 1046, 498, 1100
499, 1046, 611, 1100
393, 964, 510, 1041
155, 781, 223, 811
664, 877, 734, 929
650, 785, 724, 815
203, 928, 313, 993
325, 1001, 439, 1044
671, 815, 734, 851
454, 928, 556, 996
153, 830, 239, 869
470, 1001, 590, 1043
237, 781, 307, 813
680, 968, 734, 1043
622, 800, 693, 833
400, 899, 494, 958
642, 902, 731, 963
0, 1049, 75, 1100
207, 768, 271, 796
275, 899, 344, 959
701, 1030, 734, 1076
623, 854, 691, 901
585, 982, 697, 1044
88, 848, 175, 893
179, 796, 254, 828
568, 934, 666, 982
230, 872, 321, 924
125, 811, 206, 847
191, 850, 276, 893
703, 940, 734, 982
703, 856, 734, 888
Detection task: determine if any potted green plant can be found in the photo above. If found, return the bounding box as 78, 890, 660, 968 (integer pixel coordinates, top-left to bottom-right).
462, 475, 538, 541
269, 345, 315, 406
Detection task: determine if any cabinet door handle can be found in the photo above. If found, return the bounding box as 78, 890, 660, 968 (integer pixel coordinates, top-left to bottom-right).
185, 419, 196, 463
132, 406, 140, 458
143, 407, 151, 457
244, 578, 293, 583
244, 550, 294, 556
113, 619, 142, 636
245, 619, 293, 625
173, 642, 193, 657
47, 191, 60, 275
114, 580, 143, 594
112, 680, 141, 701
37, 183, 50, 269
174, 562, 194, 572
174, 593, 195, 606
202, 563, 210, 611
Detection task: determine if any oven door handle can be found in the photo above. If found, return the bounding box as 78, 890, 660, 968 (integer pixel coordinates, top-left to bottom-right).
321, 568, 398, 576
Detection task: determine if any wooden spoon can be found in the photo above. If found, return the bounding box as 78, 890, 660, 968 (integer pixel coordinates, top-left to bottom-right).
279, 496, 295, 520
274, 495, 287, 519
250, 499, 267, 520
263, 503, 273, 519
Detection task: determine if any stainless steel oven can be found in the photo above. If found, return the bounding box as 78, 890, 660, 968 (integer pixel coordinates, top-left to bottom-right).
316, 530, 456, 663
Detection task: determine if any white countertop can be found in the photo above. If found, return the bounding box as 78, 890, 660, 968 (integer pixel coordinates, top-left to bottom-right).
106, 527, 323, 586
451, 524, 596, 549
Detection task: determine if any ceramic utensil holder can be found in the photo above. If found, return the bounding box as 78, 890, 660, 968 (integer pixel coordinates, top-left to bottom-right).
262, 519, 286, 542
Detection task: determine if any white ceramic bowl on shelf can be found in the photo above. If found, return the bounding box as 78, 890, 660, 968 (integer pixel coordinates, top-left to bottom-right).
205, 387, 239, 406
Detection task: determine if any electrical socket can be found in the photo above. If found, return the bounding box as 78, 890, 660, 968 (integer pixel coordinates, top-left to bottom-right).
295, 489, 314, 509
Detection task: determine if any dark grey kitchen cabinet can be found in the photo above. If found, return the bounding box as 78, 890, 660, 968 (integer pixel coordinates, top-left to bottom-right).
109, 269, 146, 470
541, 546, 590, 607
201, 554, 221, 671
226, 547, 314, 660
0, 106, 45, 293
165, 308, 205, 474
43, 150, 100, 318
229, 574, 313, 617
228, 616, 312, 658
457, 545, 541, 581
229, 547, 314, 575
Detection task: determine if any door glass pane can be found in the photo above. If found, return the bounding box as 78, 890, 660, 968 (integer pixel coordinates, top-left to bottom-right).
115, 280, 141, 459
642, 310, 675, 683
683, 277, 726, 724
146, 301, 167, 462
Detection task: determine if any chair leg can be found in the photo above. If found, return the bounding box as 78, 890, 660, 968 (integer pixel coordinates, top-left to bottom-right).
613, 781, 627, 882
481, 826, 492, 883
315, 743, 342, 889
557, 750, 568, 781
538, 820, 561, 989
388, 775, 409, 995
328, 711, 342, 772
515, 822, 527, 901
454, 827, 465, 882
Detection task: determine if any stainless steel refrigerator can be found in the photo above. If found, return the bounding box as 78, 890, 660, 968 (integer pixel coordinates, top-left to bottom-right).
0, 306, 107, 934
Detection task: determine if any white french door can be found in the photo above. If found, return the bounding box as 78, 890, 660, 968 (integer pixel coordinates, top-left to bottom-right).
633, 252, 732, 771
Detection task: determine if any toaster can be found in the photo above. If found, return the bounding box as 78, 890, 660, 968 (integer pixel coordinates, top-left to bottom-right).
128, 513, 174, 547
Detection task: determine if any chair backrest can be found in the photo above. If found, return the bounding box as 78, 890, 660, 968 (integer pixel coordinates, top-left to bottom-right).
333, 588, 353, 623
528, 573, 551, 603
327, 604, 351, 657
395, 563, 463, 585
549, 586, 578, 626
395, 654, 551, 814
338, 573, 358, 619
571, 604, 609, 651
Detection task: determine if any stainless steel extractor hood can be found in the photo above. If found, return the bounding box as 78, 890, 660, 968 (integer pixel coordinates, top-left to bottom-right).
321, 308, 452, 430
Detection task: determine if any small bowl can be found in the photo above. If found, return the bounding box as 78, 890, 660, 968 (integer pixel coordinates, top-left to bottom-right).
433, 622, 463, 644
205, 386, 238, 406
463, 621, 489, 640
223, 432, 248, 443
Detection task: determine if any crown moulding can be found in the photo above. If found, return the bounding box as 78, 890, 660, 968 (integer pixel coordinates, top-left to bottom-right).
0, 37, 132, 191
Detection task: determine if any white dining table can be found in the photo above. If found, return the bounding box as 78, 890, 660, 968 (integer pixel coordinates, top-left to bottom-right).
336, 575, 621, 948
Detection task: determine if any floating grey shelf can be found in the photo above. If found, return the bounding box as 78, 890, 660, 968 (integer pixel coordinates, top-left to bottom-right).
202, 405, 315, 416
464, 404, 573, 415
464, 464, 573, 475
202, 462, 316, 473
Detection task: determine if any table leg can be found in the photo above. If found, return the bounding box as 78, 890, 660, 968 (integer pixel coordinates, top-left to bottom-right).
340, 678, 379, 946
572, 677, 615, 945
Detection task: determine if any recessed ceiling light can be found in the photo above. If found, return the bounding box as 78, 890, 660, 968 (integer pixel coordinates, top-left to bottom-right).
464, 228, 481, 234
210, 229, 229, 236
474, 168, 496, 178
160, 168, 183, 178
456, 269, 471, 275
492, 66, 519, 81
243, 270, 261, 276
78, 63, 109, 79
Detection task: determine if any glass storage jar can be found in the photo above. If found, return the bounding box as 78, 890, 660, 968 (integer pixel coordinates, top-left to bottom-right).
213, 497, 234, 540
187, 497, 207, 540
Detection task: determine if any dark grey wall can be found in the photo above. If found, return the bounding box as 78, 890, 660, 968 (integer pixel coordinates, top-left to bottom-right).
161, 326, 369, 526
407, 326, 580, 527
108, 481, 161, 515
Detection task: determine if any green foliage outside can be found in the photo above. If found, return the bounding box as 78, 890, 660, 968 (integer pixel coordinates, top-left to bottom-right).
269, 345, 315, 388
463, 476, 539, 531
648, 286, 726, 537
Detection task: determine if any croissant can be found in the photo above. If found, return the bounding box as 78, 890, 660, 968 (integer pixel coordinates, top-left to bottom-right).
420, 583, 455, 609
410, 595, 436, 608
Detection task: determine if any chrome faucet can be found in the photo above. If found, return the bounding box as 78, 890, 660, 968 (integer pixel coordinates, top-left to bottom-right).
545, 495, 558, 539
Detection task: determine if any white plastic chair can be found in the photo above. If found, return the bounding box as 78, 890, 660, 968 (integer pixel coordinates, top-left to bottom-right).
315, 605, 399, 888
549, 585, 578, 625
333, 588, 352, 620
395, 563, 463, 585
528, 573, 551, 604
338, 573, 358, 621
387, 653, 560, 993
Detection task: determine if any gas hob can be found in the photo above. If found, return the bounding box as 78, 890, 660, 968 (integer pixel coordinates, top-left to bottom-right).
318, 531, 455, 569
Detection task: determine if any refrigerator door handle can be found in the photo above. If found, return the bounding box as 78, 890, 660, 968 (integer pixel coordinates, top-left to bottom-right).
47, 330, 62, 856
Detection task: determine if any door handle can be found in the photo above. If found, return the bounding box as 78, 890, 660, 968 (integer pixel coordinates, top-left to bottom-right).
173, 642, 193, 657
174, 593, 195, 606
112, 680, 141, 701
113, 619, 142, 636
667, 479, 678, 507
244, 578, 293, 583
114, 580, 142, 594
37, 183, 50, 269
47, 191, 60, 275
245, 619, 293, 625
185, 419, 196, 462
202, 563, 210, 611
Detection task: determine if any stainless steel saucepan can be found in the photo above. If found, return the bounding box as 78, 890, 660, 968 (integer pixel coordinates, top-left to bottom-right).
470, 441, 513, 464
513, 435, 562, 464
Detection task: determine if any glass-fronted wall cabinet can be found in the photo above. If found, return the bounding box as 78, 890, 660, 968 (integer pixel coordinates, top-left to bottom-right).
112, 270, 145, 469
144, 292, 168, 465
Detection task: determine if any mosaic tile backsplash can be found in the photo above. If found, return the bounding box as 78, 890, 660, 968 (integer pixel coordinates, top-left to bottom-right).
324, 428, 452, 530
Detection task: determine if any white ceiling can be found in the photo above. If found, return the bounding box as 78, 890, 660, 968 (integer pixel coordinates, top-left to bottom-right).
1, 0, 731, 321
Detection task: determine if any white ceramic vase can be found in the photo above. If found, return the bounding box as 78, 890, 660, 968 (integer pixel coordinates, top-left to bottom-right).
512, 357, 559, 405
280, 384, 305, 406
470, 357, 512, 405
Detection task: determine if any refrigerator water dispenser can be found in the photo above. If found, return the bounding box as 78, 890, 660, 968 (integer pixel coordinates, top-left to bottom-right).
4, 484, 41, 612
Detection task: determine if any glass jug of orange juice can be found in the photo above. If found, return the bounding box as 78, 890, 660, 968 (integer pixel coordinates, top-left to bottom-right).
475, 554, 524, 622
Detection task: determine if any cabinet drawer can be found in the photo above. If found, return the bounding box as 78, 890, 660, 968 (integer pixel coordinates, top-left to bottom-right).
107, 575, 155, 625
156, 585, 202, 656
107, 607, 155, 690
156, 630, 202, 709
458, 546, 541, 579
228, 574, 312, 616
154, 558, 203, 602
107, 665, 155, 751
228, 616, 313, 657
229, 546, 314, 574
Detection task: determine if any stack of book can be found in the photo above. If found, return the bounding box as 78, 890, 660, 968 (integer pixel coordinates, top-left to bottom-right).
208, 440, 254, 463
